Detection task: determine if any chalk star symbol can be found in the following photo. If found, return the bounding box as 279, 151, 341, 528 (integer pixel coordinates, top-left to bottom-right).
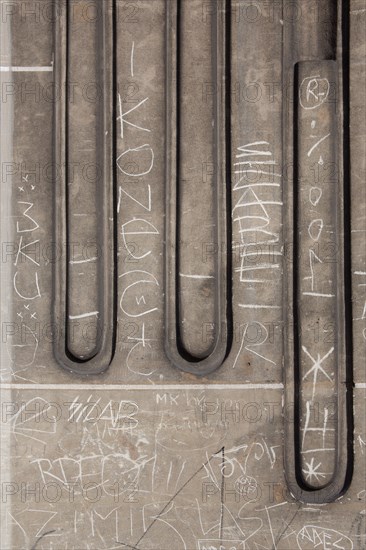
302, 457, 330, 483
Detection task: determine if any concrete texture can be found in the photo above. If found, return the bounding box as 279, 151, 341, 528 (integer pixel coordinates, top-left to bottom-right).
0, 0, 365, 548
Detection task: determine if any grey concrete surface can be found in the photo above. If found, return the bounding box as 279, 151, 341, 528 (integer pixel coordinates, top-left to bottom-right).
0, 0, 365, 548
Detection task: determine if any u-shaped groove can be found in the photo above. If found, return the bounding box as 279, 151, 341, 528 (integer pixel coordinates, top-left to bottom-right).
283, 0, 353, 503
53, 0, 116, 375
164, 0, 232, 376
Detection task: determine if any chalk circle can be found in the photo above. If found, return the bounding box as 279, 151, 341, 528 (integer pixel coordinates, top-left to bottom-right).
299, 75, 330, 110
235, 474, 258, 497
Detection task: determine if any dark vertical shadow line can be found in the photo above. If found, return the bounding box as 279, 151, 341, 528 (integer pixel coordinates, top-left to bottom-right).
211, 0, 219, 357
341, 0, 354, 491
65, 2, 70, 351
292, 63, 302, 487
112, 0, 118, 357
95, 3, 111, 359
95, 5, 103, 355
111, 0, 118, 358
225, 0, 233, 358
175, 0, 182, 355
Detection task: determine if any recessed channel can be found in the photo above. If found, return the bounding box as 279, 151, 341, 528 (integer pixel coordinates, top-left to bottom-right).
164, 0, 232, 375
53, 0, 116, 374
283, 0, 353, 503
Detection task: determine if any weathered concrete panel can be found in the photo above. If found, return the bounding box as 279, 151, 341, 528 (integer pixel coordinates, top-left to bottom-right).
0, 0, 365, 548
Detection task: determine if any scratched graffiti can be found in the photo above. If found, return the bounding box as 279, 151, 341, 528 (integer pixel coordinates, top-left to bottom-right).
296, 63, 340, 487
0, 1, 365, 549
2, 388, 365, 549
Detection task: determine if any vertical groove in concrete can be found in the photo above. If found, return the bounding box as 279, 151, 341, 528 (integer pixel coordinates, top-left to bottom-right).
53, 0, 116, 374
164, 0, 232, 375
283, 0, 353, 502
